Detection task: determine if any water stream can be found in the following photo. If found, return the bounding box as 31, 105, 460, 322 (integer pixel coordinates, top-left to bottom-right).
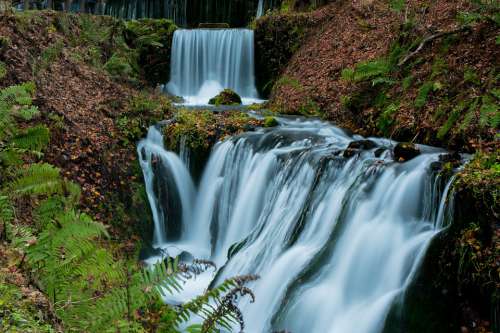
138, 117, 459, 332
165, 28, 260, 105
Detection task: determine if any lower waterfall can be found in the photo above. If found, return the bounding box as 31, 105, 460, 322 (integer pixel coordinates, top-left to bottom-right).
138, 117, 459, 332
165, 29, 260, 105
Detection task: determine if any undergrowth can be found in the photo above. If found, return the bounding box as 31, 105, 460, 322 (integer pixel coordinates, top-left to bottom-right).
0, 82, 259, 332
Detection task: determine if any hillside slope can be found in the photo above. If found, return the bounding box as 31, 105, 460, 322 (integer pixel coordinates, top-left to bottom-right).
263, 0, 498, 152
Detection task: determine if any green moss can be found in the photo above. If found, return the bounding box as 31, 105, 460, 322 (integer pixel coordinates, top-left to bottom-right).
116, 93, 173, 145
208, 89, 242, 106
264, 116, 279, 127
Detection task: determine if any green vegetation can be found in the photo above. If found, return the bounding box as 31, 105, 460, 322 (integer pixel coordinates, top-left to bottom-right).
0, 83, 259, 332
123, 18, 177, 85
208, 89, 242, 106
116, 92, 173, 145
264, 116, 279, 127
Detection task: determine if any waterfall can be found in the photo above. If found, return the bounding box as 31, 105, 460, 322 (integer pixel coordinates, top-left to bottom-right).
165, 29, 260, 105
257, 0, 264, 17
138, 117, 460, 332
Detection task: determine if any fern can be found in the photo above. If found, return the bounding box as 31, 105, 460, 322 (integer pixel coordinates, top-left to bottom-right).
414, 81, 439, 109
8, 163, 63, 196
341, 59, 391, 84
178, 275, 260, 333
11, 125, 50, 152
438, 101, 467, 139
0, 195, 13, 240
479, 95, 499, 128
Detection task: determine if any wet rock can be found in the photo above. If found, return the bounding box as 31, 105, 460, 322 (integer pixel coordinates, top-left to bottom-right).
179, 250, 194, 262
208, 89, 242, 106
394, 142, 420, 162
343, 148, 359, 158
348, 139, 376, 150
439, 152, 462, 167
430, 161, 443, 171
374, 147, 386, 158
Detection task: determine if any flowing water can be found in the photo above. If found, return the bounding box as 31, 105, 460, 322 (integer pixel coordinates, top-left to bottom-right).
165, 28, 261, 105
138, 117, 459, 332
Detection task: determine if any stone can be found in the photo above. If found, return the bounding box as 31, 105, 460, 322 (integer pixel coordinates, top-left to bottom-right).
263, 116, 279, 127
394, 142, 420, 162
348, 139, 376, 150
208, 89, 242, 106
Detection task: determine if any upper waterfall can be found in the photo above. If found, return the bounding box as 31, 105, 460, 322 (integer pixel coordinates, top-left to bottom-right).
138, 117, 460, 332
165, 29, 260, 105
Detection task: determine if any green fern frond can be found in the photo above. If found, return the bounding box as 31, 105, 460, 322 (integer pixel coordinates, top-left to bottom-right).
11, 125, 50, 152
479, 96, 499, 128
341, 59, 391, 83
0, 148, 26, 167
8, 163, 63, 196
0, 195, 14, 228
16, 106, 40, 121
178, 275, 259, 333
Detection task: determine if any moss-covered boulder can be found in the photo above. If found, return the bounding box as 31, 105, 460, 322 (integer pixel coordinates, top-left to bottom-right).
163, 110, 262, 181
208, 89, 242, 106
394, 142, 420, 162
124, 19, 177, 86
263, 116, 279, 127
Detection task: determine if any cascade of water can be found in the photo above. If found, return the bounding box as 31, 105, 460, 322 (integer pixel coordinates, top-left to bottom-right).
165, 29, 260, 105
137, 126, 196, 246
138, 117, 460, 332
257, 0, 264, 17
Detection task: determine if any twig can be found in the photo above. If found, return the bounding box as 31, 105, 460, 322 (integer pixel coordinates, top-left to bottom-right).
398, 27, 469, 67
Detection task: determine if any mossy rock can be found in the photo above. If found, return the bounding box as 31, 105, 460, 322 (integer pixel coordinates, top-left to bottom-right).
208, 89, 242, 106
264, 116, 279, 127
394, 142, 420, 162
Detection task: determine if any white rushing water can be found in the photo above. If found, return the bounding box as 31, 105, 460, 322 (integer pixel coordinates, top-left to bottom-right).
256, 0, 264, 17
138, 117, 458, 332
165, 29, 261, 105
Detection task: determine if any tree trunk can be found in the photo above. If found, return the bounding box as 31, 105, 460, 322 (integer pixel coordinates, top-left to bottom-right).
23, 0, 29, 10
47, 0, 52, 9
78, 0, 85, 12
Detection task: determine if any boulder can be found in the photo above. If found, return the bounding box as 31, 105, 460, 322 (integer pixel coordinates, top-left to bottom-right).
394, 142, 420, 162
348, 139, 376, 150
208, 89, 242, 106
343, 148, 359, 158
374, 147, 386, 158
263, 116, 279, 127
